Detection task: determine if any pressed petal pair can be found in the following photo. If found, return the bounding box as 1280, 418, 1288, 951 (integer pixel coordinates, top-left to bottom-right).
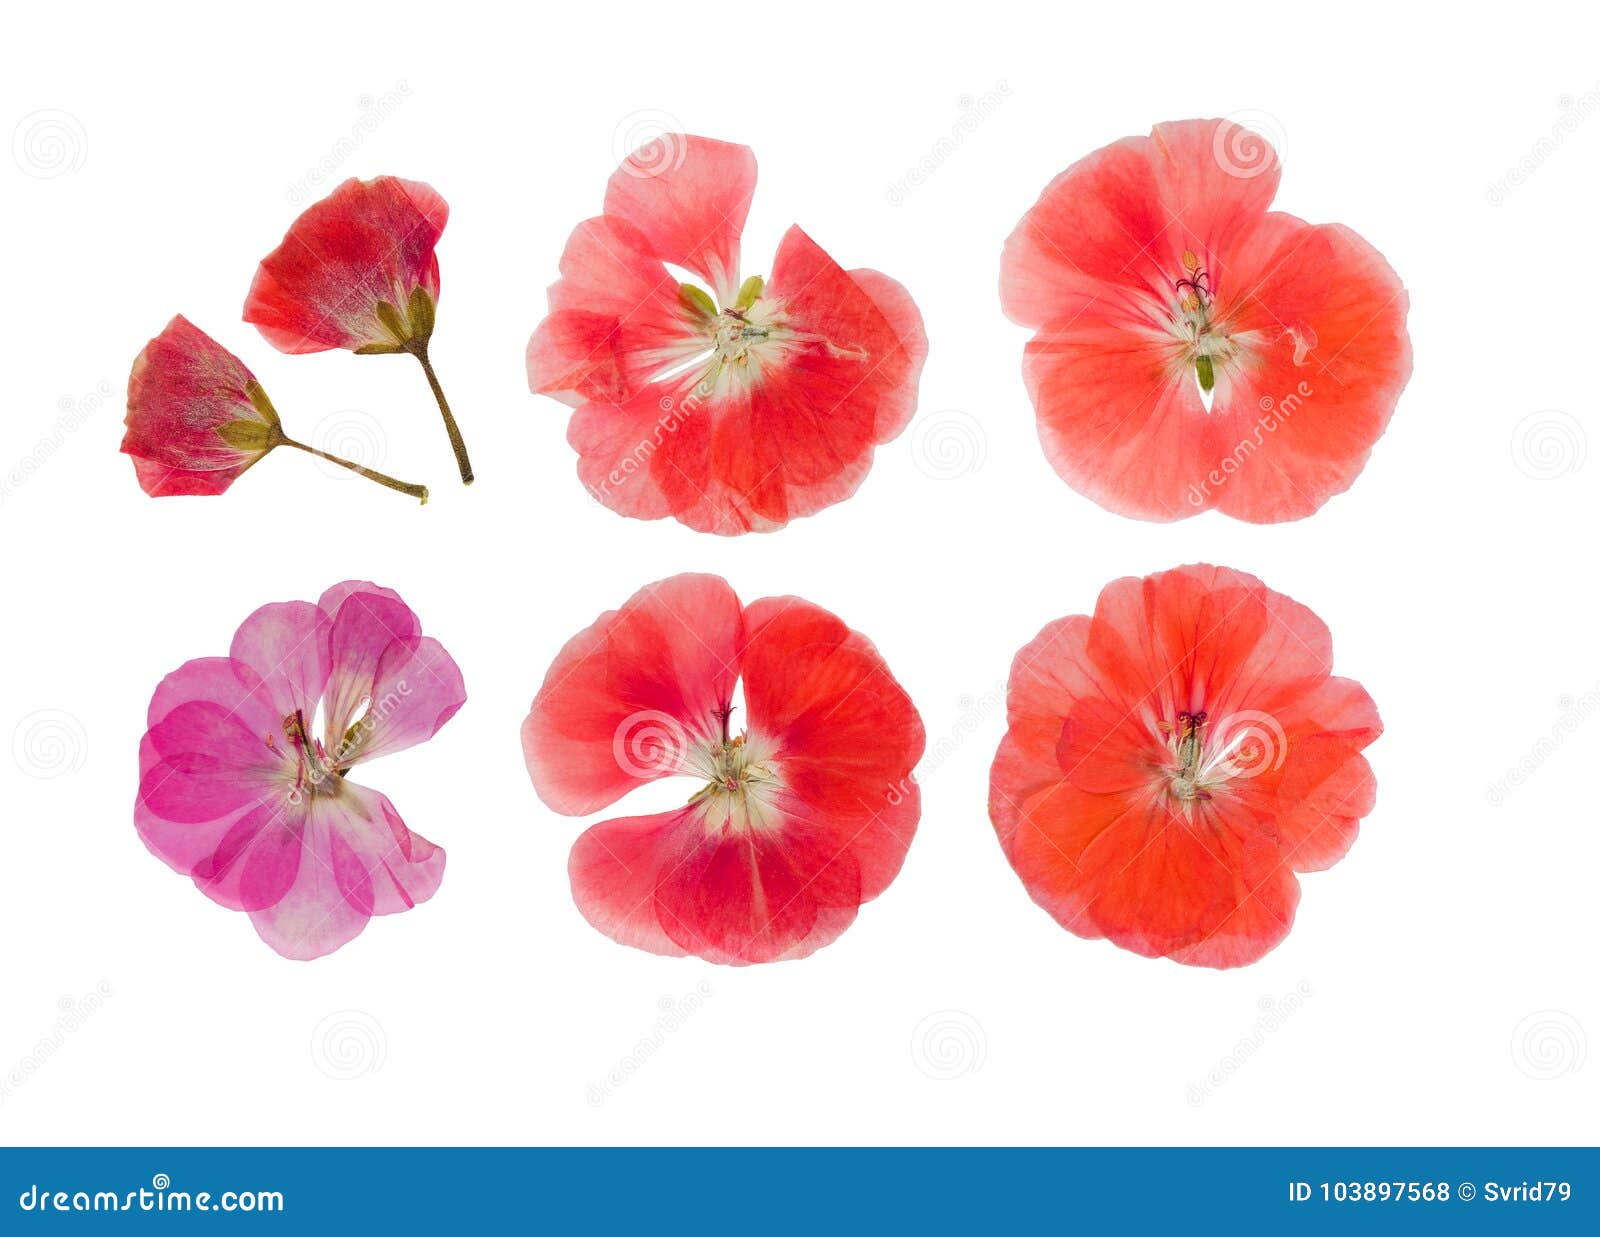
122, 176, 470, 501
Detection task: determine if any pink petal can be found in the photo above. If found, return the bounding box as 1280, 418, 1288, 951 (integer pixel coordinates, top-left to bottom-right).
603, 135, 756, 305
229, 600, 330, 722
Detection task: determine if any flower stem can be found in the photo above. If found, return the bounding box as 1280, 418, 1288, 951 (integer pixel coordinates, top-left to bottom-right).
281, 438, 429, 504
410, 343, 473, 485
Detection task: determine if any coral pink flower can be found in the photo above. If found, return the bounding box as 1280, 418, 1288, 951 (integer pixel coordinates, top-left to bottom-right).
522, 574, 925, 963
526, 135, 927, 534
1001, 118, 1411, 522
243, 176, 473, 484
122, 316, 429, 502
136, 581, 465, 959
989, 564, 1380, 968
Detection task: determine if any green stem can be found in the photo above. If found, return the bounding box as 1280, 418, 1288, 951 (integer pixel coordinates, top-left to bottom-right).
411, 344, 473, 485
281, 438, 428, 504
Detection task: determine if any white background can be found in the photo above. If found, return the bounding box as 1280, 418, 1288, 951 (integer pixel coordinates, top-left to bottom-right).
2, 0, 1595, 1147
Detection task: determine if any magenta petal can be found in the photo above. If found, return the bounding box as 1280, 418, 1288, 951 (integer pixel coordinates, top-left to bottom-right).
147, 656, 277, 735
190, 798, 305, 911
340, 637, 466, 766
229, 600, 330, 721
318, 581, 422, 743
139, 700, 281, 823
246, 785, 443, 959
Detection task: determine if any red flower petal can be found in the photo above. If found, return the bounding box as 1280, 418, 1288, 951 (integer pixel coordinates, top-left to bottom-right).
1001, 118, 1409, 522
243, 176, 447, 354
121, 316, 276, 497
524, 574, 924, 964
522, 574, 743, 815
603, 135, 756, 305
989, 563, 1380, 969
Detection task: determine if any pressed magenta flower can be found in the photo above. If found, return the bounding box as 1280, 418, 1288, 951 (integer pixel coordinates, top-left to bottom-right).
136, 581, 465, 959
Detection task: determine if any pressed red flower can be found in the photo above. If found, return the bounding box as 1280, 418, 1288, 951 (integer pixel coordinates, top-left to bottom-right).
243, 175, 473, 484
522, 574, 925, 963
989, 563, 1381, 968
526, 135, 927, 534
1001, 118, 1412, 522
136, 581, 465, 959
121, 316, 428, 501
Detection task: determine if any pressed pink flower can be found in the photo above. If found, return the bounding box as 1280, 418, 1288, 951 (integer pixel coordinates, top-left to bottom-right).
122, 316, 429, 502
136, 581, 465, 959
243, 176, 473, 485
527, 135, 927, 534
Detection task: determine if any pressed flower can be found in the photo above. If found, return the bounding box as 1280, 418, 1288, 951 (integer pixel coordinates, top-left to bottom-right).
136, 581, 465, 959
988, 564, 1380, 968
522, 574, 925, 963
122, 316, 429, 502
243, 176, 474, 485
1000, 118, 1412, 522
527, 135, 927, 534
